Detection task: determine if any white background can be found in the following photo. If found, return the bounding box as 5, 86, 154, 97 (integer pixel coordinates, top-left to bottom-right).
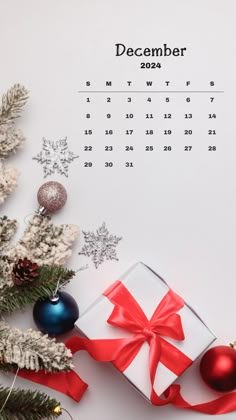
0, 1, 236, 419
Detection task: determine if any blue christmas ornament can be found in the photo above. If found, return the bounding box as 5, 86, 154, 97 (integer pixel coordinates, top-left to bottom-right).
33, 291, 79, 335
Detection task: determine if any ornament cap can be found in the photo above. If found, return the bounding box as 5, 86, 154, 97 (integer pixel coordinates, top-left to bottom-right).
49, 294, 60, 304
36, 206, 47, 216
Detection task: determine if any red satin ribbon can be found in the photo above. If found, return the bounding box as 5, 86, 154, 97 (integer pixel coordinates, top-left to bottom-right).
103, 280, 193, 405
18, 368, 87, 402
18, 281, 236, 414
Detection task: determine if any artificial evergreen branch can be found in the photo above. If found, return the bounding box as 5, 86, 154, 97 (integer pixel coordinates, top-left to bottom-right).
0, 322, 73, 373
7, 214, 79, 266
0, 265, 75, 314
0, 83, 78, 416
0, 217, 17, 252
0, 165, 19, 205
0, 257, 12, 286
0, 84, 28, 126
0, 387, 61, 419
0, 83, 28, 206
0, 123, 26, 160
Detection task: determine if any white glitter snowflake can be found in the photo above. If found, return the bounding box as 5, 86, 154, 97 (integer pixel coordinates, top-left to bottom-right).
33, 137, 78, 177
79, 223, 122, 269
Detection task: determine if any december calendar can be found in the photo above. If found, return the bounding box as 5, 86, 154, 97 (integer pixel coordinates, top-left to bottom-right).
1, 1, 236, 420
78, 46, 223, 167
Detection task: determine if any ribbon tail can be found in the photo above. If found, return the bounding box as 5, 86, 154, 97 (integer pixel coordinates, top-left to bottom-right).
18, 369, 87, 402
167, 385, 236, 414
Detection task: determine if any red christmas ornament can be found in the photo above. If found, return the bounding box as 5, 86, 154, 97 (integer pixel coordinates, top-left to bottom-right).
200, 345, 236, 392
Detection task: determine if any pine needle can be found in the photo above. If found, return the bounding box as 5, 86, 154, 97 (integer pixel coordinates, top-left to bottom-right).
0, 84, 29, 125
0, 216, 17, 252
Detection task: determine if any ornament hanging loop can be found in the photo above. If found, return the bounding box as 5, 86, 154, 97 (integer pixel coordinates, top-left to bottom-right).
52, 278, 61, 298
52, 265, 89, 298
75, 264, 89, 273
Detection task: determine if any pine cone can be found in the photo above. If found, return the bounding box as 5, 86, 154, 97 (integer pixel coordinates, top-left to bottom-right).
12, 258, 39, 286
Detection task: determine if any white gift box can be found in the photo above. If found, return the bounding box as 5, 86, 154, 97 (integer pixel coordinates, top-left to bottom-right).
75, 262, 216, 401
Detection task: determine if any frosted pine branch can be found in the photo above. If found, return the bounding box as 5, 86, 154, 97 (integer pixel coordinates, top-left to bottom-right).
0, 216, 17, 252
0, 122, 25, 159
0, 164, 19, 205
0, 322, 73, 372
0, 83, 28, 204
0, 256, 13, 287
0, 84, 29, 125
7, 214, 79, 265
0, 214, 79, 312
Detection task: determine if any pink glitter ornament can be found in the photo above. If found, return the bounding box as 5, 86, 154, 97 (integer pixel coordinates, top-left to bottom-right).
37, 181, 67, 213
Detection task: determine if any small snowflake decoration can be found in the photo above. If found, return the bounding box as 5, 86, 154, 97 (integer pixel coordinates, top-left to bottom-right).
33, 137, 78, 177
79, 222, 122, 269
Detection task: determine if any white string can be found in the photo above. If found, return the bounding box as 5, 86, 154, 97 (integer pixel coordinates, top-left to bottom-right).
52, 265, 89, 296
61, 407, 74, 419
0, 367, 20, 413
23, 212, 35, 225
24, 207, 47, 225
75, 264, 89, 273
52, 278, 61, 297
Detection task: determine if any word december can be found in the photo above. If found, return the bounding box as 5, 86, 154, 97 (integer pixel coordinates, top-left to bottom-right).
115, 43, 187, 57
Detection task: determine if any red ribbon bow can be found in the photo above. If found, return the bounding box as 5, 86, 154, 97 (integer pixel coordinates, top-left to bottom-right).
103, 280, 192, 399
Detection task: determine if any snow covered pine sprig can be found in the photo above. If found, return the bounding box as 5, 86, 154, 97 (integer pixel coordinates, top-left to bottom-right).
0, 322, 73, 372
0, 83, 28, 205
